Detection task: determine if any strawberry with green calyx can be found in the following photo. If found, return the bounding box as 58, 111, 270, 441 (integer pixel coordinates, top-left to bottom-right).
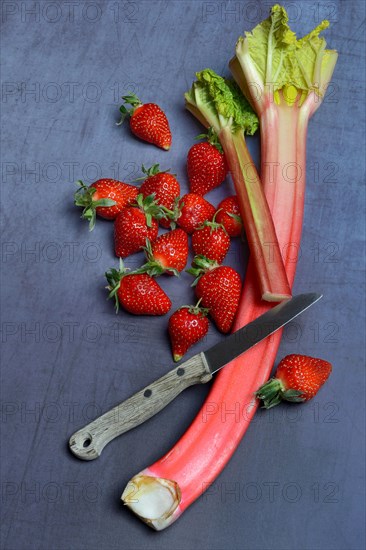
74, 179, 138, 231
256, 354, 333, 409
215, 195, 243, 237
188, 255, 241, 333
114, 194, 164, 258
168, 299, 210, 362
139, 229, 189, 277
117, 93, 172, 150
175, 193, 216, 234
138, 164, 181, 228
192, 210, 230, 264
106, 259, 171, 315
187, 127, 228, 195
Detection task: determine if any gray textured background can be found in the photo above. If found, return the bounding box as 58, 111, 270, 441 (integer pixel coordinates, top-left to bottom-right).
1, 1, 365, 549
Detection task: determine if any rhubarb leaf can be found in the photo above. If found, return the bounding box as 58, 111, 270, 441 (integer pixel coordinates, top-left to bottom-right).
234, 4, 338, 106
185, 69, 258, 135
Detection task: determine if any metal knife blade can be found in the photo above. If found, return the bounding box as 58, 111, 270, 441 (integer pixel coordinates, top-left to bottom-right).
204, 292, 322, 374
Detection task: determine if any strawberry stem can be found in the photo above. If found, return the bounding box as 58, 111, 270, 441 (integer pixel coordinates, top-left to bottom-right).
136, 239, 180, 277
180, 298, 210, 316
196, 126, 224, 154
105, 259, 130, 313
187, 255, 219, 286
134, 193, 166, 228
158, 197, 182, 228
255, 378, 305, 409
195, 209, 227, 235
74, 180, 116, 231
134, 163, 174, 182
117, 93, 143, 125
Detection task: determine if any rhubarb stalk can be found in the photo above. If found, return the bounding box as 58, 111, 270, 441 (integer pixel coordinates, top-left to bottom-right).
122, 5, 337, 530
184, 70, 291, 302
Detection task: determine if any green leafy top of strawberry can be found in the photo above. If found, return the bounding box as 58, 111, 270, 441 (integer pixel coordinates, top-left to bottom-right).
187, 254, 220, 286
137, 239, 180, 277
136, 163, 174, 181
105, 258, 130, 313
133, 193, 167, 227
196, 126, 224, 154
74, 180, 116, 231
179, 298, 210, 317
156, 197, 182, 229
117, 93, 143, 125
195, 209, 228, 235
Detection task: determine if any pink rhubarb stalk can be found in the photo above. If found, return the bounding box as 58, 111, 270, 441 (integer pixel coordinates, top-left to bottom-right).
122, 5, 337, 530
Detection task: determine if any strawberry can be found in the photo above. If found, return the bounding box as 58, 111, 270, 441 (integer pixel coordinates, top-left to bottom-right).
74, 179, 138, 230
256, 354, 332, 408
106, 260, 171, 315
114, 194, 163, 258
187, 129, 228, 195
140, 229, 189, 276
215, 196, 243, 238
188, 255, 241, 333
118, 94, 172, 150
168, 300, 210, 362
175, 194, 215, 234
138, 164, 180, 228
191, 212, 230, 264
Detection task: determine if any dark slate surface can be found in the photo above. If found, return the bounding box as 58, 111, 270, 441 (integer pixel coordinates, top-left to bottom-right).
1, 1, 365, 549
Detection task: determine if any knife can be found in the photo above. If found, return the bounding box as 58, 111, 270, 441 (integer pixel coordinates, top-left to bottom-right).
69, 292, 321, 460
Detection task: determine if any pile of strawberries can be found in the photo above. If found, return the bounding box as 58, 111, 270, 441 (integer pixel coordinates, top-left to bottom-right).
74, 94, 244, 362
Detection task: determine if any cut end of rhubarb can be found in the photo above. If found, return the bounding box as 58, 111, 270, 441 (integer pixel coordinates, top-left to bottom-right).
262, 291, 292, 303
121, 474, 181, 530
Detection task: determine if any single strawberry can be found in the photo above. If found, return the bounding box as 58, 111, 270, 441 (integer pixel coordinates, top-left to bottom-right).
175, 193, 216, 234
168, 299, 210, 362
106, 260, 171, 315
118, 94, 172, 150
215, 196, 243, 238
192, 212, 230, 264
140, 229, 189, 276
187, 129, 228, 195
74, 179, 138, 230
138, 164, 180, 228
114, 194, 163, 258
255, 354, 332, 408
188, 255, 241, 333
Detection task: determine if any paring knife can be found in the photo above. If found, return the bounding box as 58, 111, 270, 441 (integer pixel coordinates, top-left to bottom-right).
69, 292, 321, 460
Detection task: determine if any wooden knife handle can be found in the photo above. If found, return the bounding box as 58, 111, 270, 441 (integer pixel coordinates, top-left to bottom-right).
69, 353, 212, 460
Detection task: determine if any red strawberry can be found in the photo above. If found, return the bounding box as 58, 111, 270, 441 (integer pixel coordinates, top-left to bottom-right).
140, 229, 189, 276
138, 164, 180, 228
256, 354, 332, 408
106, 260, 171, 315
188, 255, 241, 333
114, 194, 163, 258
187, 130, 228, 195
215, 196, 243, 238
192, 213, 230, 264
168, 300, 210, 361
176, 194, 215, 234
118, 94, 171, 150
74, 179, 138, 230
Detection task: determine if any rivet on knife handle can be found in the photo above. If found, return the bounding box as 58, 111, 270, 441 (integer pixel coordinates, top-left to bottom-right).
69, 353, 212, 460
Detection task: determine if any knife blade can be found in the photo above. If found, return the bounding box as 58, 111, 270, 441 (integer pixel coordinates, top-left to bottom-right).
204, 292, 322, 373
69, 292, 321, 460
